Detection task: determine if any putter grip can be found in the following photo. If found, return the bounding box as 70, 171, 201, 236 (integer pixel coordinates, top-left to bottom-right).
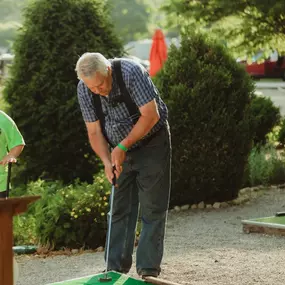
6, 162, 12, 197
112, 166, 116, 185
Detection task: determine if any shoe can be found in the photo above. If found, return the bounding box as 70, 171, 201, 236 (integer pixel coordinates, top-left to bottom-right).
140, 269, 159, 279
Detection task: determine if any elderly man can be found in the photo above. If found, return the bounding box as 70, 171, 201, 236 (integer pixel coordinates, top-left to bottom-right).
0, 110, 25, 198
75, 52, 171, 278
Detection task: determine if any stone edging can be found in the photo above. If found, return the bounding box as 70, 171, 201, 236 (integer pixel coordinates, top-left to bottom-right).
170, 184, 285, 213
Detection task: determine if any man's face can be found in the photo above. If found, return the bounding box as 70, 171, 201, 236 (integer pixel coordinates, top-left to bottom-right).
83, 67, 112, 96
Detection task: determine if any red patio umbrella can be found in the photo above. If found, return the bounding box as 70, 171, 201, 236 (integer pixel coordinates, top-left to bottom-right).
149, 29, 168, 77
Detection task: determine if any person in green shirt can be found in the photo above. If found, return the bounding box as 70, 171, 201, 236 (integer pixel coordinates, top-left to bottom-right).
0, 110, 25, 198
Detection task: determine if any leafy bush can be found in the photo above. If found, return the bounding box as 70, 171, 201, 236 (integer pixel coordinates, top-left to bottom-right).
277, 118, 285, 145
247, 144, 285, 186
13, 215, 37, 246
13, 172, 111, 249
249, 95, 280, 145
4, 0, 123, 185
154, 28, 255, 206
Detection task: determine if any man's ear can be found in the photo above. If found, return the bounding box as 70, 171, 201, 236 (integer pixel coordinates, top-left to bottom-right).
107, 66, 112, 78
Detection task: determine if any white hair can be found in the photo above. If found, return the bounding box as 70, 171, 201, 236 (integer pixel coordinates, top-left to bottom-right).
75, 52, 110, 79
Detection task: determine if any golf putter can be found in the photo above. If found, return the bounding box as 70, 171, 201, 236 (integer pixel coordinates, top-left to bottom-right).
99, 167, 116, 282
5, 162, 12, 199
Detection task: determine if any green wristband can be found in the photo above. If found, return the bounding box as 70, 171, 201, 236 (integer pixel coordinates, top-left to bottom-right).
118, 143, 128, 152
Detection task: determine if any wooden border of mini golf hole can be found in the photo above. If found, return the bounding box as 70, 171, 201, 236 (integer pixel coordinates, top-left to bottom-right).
242, 216, 285, 236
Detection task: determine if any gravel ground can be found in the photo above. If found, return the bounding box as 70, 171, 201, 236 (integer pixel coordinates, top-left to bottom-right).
16, 187, 285, 285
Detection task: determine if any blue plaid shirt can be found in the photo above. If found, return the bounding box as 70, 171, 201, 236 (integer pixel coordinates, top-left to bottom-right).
77, 58, 168, 149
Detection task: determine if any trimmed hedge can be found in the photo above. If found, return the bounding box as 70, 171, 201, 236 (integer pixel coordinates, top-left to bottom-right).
154, 28, 255, 206
249, 95, 280, 145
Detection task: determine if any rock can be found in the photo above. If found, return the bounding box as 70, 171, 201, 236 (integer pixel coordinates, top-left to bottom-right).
198, 201, 205, 209
220, 202, 229, 208
181, 204, 190, 211
206, 204, 212, 209
250, 192, 258, 199
71, 249, 79, 254
239, 188, 251, 194
213, 202, 220, 209
191, 204, 198, 209
232, 196, 250, 205
250, 188, 258, 193
96, 246, 104, 252
252, 186, 263, 191
174, 206, 181, 212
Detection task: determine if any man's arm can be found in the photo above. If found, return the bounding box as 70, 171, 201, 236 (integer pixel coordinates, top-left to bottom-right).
120, 99, 160, 149
0, 145, 24, 165
86, 121, 111, 166
86, 121, 117, 183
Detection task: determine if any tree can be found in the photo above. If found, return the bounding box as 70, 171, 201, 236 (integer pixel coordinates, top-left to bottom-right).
0, 0, 23, 22
4, 0, 123, 184
163, 0, 285, 57
0, 0, 25, 49
108, 0, 151, 43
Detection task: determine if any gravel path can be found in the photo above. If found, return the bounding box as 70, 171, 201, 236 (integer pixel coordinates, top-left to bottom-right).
16, 187, 285, 285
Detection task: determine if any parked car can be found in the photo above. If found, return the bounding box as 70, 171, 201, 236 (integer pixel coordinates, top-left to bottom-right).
238, 50, 285, 81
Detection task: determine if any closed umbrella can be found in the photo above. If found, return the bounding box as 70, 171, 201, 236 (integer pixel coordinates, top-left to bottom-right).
149, 29, 168, 77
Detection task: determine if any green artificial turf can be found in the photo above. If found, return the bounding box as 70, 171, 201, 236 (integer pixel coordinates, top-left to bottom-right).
47, 271, 149, 285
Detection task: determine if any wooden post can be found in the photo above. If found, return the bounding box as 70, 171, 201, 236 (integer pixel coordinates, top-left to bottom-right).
0, 196, 40, 285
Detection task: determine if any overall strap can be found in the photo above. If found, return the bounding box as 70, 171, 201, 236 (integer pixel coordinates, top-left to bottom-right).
113, 59, 140, 124
92, 94, 113, 146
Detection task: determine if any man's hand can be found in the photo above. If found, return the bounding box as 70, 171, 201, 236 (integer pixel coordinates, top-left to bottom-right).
0, 154, 17, 165
104, 161, 115, 184
111, 147, 125, 178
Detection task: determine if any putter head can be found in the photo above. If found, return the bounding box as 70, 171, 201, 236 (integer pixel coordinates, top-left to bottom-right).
99, 276, 112, 282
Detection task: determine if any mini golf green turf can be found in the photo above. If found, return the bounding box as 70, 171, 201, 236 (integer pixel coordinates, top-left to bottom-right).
242, 215, 285, 236
242, 215, 285, 226
251, 216, 285, 224
46, 271, 150, 285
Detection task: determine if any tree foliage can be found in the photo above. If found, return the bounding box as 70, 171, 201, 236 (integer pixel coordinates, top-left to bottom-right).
108, 0, 152, 43
4, 0, 123, 184
0, 0, 24, 49
163, 0, 285, 57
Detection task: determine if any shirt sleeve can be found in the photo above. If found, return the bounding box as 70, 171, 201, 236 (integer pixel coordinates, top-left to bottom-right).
129, 63, 158, 108
1, 112, 25, 150
77, 80, 98, 122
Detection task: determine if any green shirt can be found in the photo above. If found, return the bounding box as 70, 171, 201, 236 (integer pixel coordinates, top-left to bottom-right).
0, 111, 25, 191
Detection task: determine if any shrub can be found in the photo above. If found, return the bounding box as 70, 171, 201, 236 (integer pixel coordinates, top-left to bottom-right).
249, 95, 280, 145
154, 28, 255, 206
277, 118, 285, 145
4, 0, 124, 185
13, 215, 37, 246
12, 172, 111, 249
247, 144, 285, 186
